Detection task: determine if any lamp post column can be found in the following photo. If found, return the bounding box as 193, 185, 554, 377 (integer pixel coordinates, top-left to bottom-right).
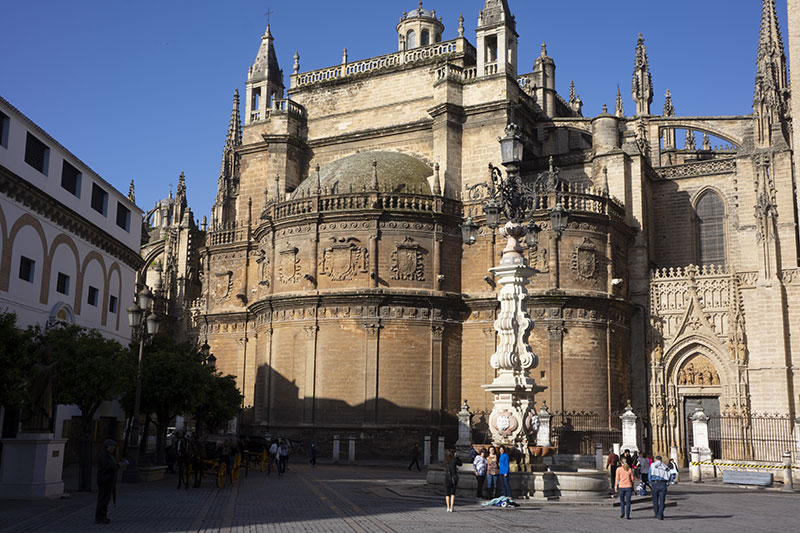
123, 339, 145, 482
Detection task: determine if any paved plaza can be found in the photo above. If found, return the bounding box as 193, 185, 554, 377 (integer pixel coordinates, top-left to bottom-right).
0, 464, 798, 532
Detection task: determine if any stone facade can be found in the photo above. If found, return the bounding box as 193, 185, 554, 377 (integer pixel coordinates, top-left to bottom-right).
146, 1, 800, 459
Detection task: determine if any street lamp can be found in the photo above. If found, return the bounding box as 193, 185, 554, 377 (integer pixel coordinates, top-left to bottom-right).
548, 202, 569, 235
123, 284, 159, 482
200, 340, 216, 369
460, 216, 479, 245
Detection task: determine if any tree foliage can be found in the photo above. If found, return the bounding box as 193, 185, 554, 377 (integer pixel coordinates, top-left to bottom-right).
194, 373, 243, 433
0, 312, 36, 408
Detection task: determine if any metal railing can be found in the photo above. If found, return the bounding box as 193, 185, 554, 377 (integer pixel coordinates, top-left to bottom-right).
551, 411, 622, 455
688, 414, 795, 463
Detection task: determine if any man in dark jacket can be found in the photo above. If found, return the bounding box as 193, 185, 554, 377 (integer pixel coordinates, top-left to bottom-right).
95, 439, 121, 524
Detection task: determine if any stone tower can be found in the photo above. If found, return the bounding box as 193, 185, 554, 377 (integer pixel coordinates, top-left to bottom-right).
476, 0, 518, 78
396, 2, 444, 50
245, 25, 284, 127
631, 33, 653, 116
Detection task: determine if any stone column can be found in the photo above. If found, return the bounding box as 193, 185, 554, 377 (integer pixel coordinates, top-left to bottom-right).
302, 325, 319, 424
455, 400, 473, 454
690, 447, 702, 483
348, 436, 356, 464
332, 435, 340, 464
430, 325, 444, 425
437, 436, 446, 463
794, 416, 800, 460
423, 435, 431, 466
620, 401, 639, 453
536, 404, 552, 447
782, 451, 793, 490
595, 442, 604, 471
691, 404, 712, 465
363, 322, 380, 424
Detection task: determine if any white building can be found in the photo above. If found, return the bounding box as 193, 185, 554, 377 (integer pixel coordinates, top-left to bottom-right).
0, 95, 143, 443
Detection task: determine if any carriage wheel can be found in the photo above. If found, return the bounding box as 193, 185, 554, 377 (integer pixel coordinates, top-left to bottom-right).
216, 462, 227, 488
260, 451, 267, 472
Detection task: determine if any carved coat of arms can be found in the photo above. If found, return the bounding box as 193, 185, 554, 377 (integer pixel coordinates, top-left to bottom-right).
278, 245, 300, 284
319, 237, 368, 281
571, 237, 597, 280
390, 236, 425, 281
213, 270, 233, 300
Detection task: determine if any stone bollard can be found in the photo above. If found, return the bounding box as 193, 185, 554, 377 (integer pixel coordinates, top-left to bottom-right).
782, 451, 793, 491
348, 436, 356, 464
620, 400, 639, 453
536, 404, 552, 447
690, 447, 702, 483
437, 436, 445, 463
595, 443, 604, 471
332, 435, 340, 464
423, 436, 431, 466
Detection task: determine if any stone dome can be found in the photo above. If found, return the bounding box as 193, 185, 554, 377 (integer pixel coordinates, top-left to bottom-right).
292, 151, 433, 197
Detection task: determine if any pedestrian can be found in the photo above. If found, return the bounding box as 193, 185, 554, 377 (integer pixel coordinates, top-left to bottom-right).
648, 455, 671, 520
473, 448, 487, 499
408, 442, 421, 471
637, 452, 651, 493
622, 449, 633, 467
95, 439, 123, 525
614, 460, 635, 519
443, 448, 462, 512
309, 441, 317, 467
498, 445, 512, 498
268, 439, 278, 475
606, 447, 619, 490
486, 446, 499, 498
278, 439, 289, 476
667, 457, 679, 485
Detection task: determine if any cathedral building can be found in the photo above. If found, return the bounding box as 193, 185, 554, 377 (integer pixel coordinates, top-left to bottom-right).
148, 0, 800, 461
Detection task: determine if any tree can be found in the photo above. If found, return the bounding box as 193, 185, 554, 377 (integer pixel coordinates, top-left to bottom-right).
134, 334, 208, 464
194, 372, 243, 434
38, 324, 135, 492
0, 312, 36, 409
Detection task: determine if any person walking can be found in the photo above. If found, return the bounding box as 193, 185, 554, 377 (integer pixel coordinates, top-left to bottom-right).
278, 439, 289, 476
498, 445, 512, 498
309, 441, 317, 467
614, 461, 635, 519
486, 446, 499, 498
473, 449, 488, 499
443, 449, 462, 512
95, 439, 123, 525
637, 452, 651, 493
606, 447, 620, 490
408, 442, 421, 471
267, 439, 278, 475
649, 455, 671, 520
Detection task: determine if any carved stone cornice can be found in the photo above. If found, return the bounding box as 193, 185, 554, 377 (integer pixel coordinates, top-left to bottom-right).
0, 164, 144, 270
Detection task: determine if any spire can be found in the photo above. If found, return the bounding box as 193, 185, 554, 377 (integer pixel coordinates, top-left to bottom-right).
227, 89, 242, 148
478, 0, 514, 29
458, 13, 464, 37
632, 33, 653, 115
128, 180, 135, 203
433, 163, 442, 195
615, 85, 625, 118
663, 89, 675, 116
568, 80, 583, 116
754, 0, 789, 146
176, 171, 187, 207
249, 24, 282, 87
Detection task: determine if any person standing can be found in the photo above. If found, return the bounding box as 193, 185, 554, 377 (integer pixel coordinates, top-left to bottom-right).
614, 461, 635, 519
473, 449, 488, 499
95, 440, 122, 525
498, 445, 512, 498
667, 457, 679, 485
649, 455, 671, 520
486, 446, 499, 498
443, 449, 462, 512
309, 441, 317, 467
408, 443, 421, 471
606, 448, 620, 490
622, 449, 633, 467
278, 439, 289, 476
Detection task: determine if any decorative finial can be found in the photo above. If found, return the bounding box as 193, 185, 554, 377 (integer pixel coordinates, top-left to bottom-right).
128, 179, 135, 203
458, 13, 465, 37
293, 51, 300, 74
548, 156, 554, 173
433, 163, 442, 195
315, 165, 321, 195
663, 89, 675, 117
371, 160, 379, 191
602, 167, 609, 195
615, 85, 625, 118
602, 103, 608, 114
541, 42, 547, 56
342, 48, 348, 64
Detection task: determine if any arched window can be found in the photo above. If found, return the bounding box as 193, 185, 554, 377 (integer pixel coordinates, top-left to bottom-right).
695, 191, 726, 268
421, 29, 430, 46
406, 30, 416, 49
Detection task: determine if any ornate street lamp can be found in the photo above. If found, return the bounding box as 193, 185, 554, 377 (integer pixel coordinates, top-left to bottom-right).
460, 216, 479, 245
123, 284, 159, 483
548, 202, 569, 235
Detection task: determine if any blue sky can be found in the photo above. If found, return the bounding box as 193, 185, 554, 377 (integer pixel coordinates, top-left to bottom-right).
0, 1, 783, 221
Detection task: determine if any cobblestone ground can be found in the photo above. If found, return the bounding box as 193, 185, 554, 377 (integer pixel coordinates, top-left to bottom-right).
0, 464, 798, 532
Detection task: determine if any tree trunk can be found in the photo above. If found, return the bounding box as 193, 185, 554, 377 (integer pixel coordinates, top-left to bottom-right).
78, 417, 93, 492
155, 409, 168, 465
140, 414, 151, 459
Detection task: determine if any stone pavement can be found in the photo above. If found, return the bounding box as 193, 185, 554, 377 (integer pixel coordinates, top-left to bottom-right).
0, 464, 798, 532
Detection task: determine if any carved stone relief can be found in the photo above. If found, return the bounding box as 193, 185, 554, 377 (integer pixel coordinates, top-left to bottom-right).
528, 244, 548, 273
570, 237, 597, 280
319, 237, 368, 281
213, 270, 233, 300
256, 248, 270, 287
278, 244, 301, 284
390, 236, 425, 281
677, 355, 720, 386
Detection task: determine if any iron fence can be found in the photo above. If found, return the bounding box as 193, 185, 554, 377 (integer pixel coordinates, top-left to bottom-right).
550, 411, 622, 455
687, 414, 794, 463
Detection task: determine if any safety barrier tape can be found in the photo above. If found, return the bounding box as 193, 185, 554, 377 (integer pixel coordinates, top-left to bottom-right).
690, 461, 799, 470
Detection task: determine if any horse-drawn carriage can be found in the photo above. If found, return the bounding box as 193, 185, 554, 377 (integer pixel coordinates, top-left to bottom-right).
175, 434, 244, 488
